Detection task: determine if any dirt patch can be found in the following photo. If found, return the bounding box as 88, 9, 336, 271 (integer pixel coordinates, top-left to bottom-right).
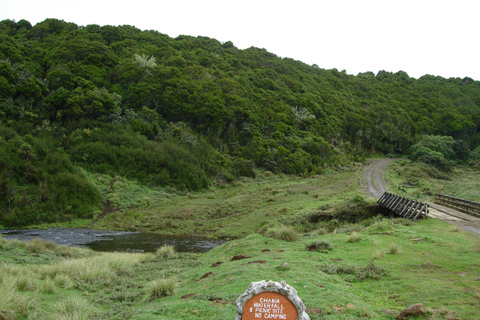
230, 254, 250, 261
199, 272, 212, 280
210, 299, 231, 305
211, 262, 223, 267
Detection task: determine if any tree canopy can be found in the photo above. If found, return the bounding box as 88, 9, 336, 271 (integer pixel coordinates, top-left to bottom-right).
1, 18, 479, 226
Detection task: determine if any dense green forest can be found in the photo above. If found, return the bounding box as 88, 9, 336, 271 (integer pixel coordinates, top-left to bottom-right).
1, 18, 479, 226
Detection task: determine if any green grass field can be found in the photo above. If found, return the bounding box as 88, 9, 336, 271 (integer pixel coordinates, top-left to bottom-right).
2, 160, 480, 319
1, 217, 480, 320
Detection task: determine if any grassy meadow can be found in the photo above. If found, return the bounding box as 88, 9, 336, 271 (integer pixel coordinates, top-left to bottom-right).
2, 159, 480, 319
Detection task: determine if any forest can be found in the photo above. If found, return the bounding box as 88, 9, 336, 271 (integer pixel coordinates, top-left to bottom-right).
1, 18, 479, 226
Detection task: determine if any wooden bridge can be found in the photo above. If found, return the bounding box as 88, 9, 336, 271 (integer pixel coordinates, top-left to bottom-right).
434, 194, 480, 218
377, 192, 429, 220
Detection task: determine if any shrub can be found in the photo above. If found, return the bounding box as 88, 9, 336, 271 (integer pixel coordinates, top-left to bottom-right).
306, 240, 333, 253
264, 225, 300, 241
356, 261, 390, 280
155, 245, 175, 259
145, 277, 177, 301
319, 261, 389, 280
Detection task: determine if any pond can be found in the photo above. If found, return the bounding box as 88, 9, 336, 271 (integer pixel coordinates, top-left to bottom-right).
0, 228, 227, 253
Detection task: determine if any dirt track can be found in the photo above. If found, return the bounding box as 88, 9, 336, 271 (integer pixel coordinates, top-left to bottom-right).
361, 158, 480, 237
361, 158, 395, 198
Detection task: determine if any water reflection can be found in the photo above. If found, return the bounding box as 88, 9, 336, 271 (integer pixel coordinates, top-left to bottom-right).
0, 228, 227, 253
85, 232, 227, 253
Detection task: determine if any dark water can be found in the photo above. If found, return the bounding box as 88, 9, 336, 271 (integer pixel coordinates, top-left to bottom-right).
0, 228, 227, 253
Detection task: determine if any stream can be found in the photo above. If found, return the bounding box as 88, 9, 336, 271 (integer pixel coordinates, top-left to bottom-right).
0, 228, 227, 253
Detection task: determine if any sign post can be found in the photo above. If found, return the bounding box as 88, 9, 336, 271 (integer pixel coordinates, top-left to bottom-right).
236, 280, 310, 320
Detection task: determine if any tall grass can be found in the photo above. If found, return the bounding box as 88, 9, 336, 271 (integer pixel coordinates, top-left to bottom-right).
0, 277, 36, 319
24, 237, 57, 253
155, 245, 175, 259
145, 277, 177, 301
39, 252, 145, 283
347, 232, 362, 243
264, 225, 300, 241
389, 243, 402, 255
47, 297, 97, 320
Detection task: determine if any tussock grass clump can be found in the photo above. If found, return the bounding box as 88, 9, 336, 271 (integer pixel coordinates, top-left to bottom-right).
54, 274, 74, 289
347, 232, 362, 243
48, 297, 97, 320
39, 277, 55, 294
306, 240, 334, 253
389, 243, 402, 255
311, 227, 329, 236
372, 250, 384, 260
0, 238, 24, 251
319, 261, 389, 280
0, 278, 36, 319
366, 220, 395, 233
15, 274, 37, 292
156, 245, 175, 259
265, 225, 300, 241
39, 252, 145, 283
145, 277, 177, 301
24, 237, 56, 253
1, 263, 23, 276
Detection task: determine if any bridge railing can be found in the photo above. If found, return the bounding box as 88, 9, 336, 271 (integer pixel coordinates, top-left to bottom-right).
378, 192, 428, 220
434, 194, 480, 218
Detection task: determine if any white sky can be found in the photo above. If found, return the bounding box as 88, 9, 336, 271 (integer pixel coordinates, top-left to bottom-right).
2, 0, 479, 80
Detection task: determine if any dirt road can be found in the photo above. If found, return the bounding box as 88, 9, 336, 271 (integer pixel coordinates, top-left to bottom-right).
361, 158, 480, 237
361, 158, 395, 199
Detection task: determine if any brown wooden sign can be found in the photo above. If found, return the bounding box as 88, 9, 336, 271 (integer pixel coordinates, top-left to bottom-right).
242, 291, 298, 320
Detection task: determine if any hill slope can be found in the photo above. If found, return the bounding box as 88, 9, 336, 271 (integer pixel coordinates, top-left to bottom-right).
1, 18, 480, 226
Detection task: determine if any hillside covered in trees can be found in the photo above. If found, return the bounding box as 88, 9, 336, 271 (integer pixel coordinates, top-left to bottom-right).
1, 18, 480, 226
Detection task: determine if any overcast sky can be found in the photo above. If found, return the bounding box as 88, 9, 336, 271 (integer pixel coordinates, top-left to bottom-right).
2, 0, 479, 80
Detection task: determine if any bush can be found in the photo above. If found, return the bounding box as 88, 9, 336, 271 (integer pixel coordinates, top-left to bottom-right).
319, 261, 389, 280
306, 240, 333, 253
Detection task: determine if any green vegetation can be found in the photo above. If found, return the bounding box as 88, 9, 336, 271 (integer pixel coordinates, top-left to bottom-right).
1, 217, 480, 319
1, 18, 480, 226
388, 159, 480, 202
87, 170, 363, 238
155, 245, 175, 259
